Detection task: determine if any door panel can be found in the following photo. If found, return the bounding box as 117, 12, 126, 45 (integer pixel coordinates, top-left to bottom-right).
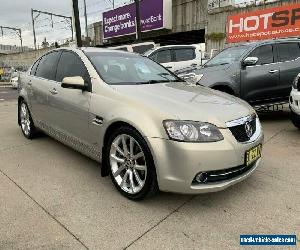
47, 83, 91, 144
277, 42, 300, 99
47, 50, 91, 145
241, 64, 280, 102
29, 51, 61, 124
241, 44, 280, 103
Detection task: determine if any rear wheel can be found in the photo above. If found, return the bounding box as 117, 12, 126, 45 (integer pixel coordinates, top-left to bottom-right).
106, 126, 158, 200
19, 101, 38, 139
291, 110, 300, 129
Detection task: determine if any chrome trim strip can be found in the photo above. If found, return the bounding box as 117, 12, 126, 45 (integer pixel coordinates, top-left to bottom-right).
226, 114, 256, 128
226, 115, 262, 144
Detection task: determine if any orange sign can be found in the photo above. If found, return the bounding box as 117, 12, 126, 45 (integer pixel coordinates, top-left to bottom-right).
227, 3, 300, 43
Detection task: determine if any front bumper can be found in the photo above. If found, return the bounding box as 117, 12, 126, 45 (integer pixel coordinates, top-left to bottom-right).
146, 125, 264, 194
290, 88, 300, 115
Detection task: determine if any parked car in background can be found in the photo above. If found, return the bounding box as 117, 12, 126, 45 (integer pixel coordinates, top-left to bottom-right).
177, 38, 300, 105
108, 42, 156, 54
18, 47, 263, 200
290, 73, 300, 129
144, 44, 208, 72
10, 71, 19, 89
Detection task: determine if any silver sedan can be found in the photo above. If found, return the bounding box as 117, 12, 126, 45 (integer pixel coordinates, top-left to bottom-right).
18, 48, 263, 200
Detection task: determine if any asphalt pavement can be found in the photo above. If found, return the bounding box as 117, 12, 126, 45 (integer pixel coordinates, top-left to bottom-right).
0, 99, 299, 250
0, 83, 18, 102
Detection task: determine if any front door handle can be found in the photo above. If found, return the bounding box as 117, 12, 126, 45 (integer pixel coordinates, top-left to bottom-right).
269, 70, 279, 74
165, 66, 172, 69
49, 88, 58, 95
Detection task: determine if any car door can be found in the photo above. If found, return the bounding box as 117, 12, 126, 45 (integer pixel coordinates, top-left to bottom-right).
241, 44, 280, 103
30, 51, 62, 126
47, 50, 91, 145
149, 49, 175, 71
173, 47, 199, 71
276, 42, 300, 99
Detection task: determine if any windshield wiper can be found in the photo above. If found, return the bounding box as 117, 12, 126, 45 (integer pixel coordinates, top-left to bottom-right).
136, 79, 180, 85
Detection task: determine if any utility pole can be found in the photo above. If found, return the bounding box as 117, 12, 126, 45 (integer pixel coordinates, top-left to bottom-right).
72, 0, 82, 47
31, 9, 73, 50
0, 25, 23, 52
134, 0, 142, 42
83, 0, 88, 37
31, 9, 37, 50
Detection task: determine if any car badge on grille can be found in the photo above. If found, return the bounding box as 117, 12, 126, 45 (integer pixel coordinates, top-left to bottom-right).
245, 121, 253, 138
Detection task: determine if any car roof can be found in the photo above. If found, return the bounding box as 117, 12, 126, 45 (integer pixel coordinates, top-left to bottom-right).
234, 38, 300, 47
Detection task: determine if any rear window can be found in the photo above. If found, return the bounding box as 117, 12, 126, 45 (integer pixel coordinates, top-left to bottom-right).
277, 43, 300, 62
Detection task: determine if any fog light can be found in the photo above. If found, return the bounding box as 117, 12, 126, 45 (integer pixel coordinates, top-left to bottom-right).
195, 172, 208, 183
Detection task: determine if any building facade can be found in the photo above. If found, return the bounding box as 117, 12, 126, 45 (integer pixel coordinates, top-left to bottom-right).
89, 0, 300, 53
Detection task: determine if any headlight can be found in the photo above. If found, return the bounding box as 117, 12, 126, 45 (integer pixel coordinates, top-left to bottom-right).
292, 73, 300, 89
163, 120, 224, 142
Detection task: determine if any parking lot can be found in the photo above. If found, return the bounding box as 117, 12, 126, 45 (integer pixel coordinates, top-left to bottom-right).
0, 89, 299, 249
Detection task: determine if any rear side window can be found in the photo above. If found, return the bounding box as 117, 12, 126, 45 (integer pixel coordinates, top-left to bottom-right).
277, 43, 300, 62
35, 51, 61, 80
56, 51, 90, 83
30, 59, 40, 75
132, 44, 154, 54
150, 50, 172, 64
174, 48, 196, 62
249, 45, 274, 65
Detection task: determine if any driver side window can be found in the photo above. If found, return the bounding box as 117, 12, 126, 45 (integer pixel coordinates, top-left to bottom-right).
56, 51, 90, 84
248, 45, 274, 65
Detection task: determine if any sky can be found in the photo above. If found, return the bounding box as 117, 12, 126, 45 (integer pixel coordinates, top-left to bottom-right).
0, 0, 131, 48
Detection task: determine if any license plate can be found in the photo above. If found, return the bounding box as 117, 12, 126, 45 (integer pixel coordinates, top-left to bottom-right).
245, 144, 262, 166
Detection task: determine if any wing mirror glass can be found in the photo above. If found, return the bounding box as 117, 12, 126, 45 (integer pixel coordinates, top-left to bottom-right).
243, 57, 258, 67
61, 76, 87, 90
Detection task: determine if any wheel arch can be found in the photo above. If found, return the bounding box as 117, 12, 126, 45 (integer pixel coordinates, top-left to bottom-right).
101, 121, 147, 177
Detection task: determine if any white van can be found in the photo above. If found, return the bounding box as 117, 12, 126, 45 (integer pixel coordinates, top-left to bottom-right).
144, 44, 207, 72
108, 42, 157, 55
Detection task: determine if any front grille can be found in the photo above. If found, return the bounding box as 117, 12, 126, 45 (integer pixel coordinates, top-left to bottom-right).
193, 161, 256, 184
229, 118, 256, 142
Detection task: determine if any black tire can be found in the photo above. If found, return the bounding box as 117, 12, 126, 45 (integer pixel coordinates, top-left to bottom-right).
105, 126, 159, 200
19, 100, 38, 139
291, 110, 300, 129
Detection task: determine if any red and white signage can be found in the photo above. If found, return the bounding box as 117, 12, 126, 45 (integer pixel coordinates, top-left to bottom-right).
227, 3, 300, 43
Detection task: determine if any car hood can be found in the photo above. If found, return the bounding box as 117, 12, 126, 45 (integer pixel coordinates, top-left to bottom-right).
113, 82, 254, 128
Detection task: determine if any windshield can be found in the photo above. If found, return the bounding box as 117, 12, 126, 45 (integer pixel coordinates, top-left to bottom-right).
205, 45, 250, 67
86, 52, 180, 85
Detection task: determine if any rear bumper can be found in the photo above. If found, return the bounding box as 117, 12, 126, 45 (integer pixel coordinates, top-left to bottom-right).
146, 127, 264, 194
290, 88, 300, 115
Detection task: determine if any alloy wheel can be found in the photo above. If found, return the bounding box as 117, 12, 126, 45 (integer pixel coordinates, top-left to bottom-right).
20, 103, 31, 136
110, 134, 147, 194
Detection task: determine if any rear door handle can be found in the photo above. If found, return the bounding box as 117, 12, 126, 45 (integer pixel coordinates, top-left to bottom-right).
269, 70, 279, 74
165, 66, 172, 69
49, 88, 58, 95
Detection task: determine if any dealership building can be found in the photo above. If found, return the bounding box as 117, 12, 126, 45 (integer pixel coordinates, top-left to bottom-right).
87, 0, 300, 53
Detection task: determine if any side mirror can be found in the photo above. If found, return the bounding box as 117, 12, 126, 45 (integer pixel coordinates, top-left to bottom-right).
61, 76, 87, 90
243, 57, 258, 67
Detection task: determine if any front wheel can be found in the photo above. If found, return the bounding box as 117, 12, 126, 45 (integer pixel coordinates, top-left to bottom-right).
106, 126, 158, 200
291, 110, 300, 129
